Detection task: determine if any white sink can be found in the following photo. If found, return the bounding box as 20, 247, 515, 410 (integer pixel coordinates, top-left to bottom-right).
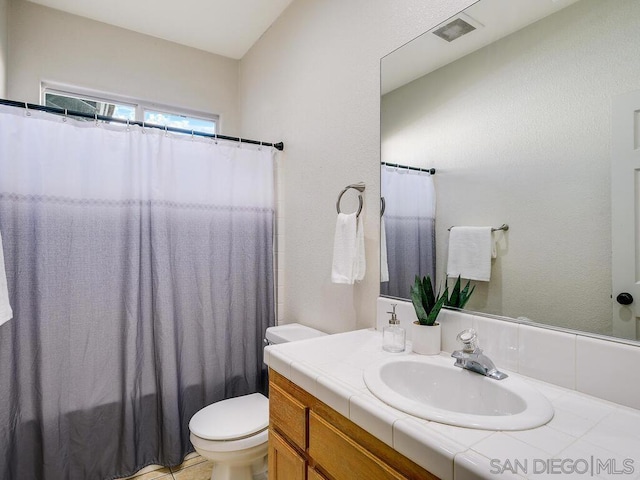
363, 355, 554, 431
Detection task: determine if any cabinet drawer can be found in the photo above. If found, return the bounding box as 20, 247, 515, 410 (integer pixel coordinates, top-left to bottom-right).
269, 382, 307, 450
308, 411, 408, 480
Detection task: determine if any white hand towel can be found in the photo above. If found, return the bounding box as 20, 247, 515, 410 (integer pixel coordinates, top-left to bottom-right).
354, 214, 366, 282
446, 226, 493, 282
0, 229, 13, 327
380, 216, 389, 282
331, 213, 358, 284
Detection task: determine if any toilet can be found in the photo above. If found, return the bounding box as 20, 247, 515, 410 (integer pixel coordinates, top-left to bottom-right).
188, 323, 326, 480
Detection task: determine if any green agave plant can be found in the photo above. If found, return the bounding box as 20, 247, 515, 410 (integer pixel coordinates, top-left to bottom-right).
444, 275, 475, 310
410, 275, 475, 326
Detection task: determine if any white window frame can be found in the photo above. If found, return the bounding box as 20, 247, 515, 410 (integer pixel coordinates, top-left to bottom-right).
41, 82, 219, 133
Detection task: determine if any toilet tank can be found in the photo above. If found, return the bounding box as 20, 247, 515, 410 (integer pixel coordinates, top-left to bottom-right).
265, 323, 326, 345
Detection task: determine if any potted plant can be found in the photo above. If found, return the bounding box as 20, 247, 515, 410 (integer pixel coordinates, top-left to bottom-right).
410, 275, 474, 355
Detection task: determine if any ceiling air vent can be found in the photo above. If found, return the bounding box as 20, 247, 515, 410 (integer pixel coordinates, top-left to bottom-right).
433, 17, 477, 42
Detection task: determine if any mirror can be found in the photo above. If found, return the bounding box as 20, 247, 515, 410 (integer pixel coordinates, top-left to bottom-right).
380, 0, 640, 342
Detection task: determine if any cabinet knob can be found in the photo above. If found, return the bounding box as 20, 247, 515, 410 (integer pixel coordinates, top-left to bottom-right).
616, 293, 634, 305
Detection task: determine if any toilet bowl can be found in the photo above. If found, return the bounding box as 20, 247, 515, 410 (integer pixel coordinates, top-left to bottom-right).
188, 323, 326, 480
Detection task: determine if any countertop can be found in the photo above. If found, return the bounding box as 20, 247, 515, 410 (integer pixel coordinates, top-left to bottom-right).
264, 328, 640, 480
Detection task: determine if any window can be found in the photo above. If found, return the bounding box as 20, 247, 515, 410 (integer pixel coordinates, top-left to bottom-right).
41, 85, 218, 135
43, 91, 136, 123
144, 109, 216, 135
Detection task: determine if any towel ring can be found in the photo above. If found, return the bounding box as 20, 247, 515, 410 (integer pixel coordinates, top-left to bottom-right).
336, 183, 365, 218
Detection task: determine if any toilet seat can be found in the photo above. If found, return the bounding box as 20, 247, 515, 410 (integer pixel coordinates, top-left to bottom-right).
189, 393, 269, 441
190, 427, 268, 453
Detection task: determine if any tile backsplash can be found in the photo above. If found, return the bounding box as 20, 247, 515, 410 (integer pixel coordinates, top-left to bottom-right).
376, 297, 640, 410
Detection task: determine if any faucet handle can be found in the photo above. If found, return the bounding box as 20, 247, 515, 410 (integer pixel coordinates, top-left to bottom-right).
456, 328, 478, 353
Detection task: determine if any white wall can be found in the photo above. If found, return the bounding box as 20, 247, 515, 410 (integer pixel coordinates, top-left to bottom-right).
0, 0, 7, 97
381, 0, 640, 335
239, 0, 472, 333
7, 0, 240, 134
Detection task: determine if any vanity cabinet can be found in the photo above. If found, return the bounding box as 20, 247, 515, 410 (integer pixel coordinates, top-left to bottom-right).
268, 369, 438, 480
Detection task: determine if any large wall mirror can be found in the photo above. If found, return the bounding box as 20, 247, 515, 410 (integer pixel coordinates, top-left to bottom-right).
380, 0, 640, 342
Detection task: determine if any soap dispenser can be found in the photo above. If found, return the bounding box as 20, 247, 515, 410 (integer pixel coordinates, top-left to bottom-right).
382, 304, 406, 353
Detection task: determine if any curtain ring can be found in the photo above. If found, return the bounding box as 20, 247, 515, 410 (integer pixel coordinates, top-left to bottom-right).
237, 138, 242, 148
191, 129, 195, 140
25, 102, 31, 117
258, 141, 262, 151
126, 119, 130, 131
63, 109, 68, 122
380, 197, 386, 217
94, 112, 99, 126
164, 125, 168, 137
214, 132, 218, 144
336, 185, 364, 218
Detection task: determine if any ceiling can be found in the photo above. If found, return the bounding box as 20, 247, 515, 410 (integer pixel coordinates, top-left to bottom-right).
382, 0, 581, 94
25, 0, 294, 59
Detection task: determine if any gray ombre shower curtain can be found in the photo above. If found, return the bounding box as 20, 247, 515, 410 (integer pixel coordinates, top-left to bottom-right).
0, 105, 275, 480
380, 166, 436, 298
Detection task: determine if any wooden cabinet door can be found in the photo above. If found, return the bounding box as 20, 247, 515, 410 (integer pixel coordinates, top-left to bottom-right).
268, 430, 306, 480
308, 412, 408, 480
308, 466, 329, 480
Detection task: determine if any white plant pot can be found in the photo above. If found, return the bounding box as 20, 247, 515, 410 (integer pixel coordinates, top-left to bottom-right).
411, 322, 441, 355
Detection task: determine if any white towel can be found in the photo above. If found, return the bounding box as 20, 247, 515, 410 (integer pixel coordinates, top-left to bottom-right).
0, 229, 13, 327
354, 214, 366, 282
446, 226, 493, 282
380, 216, 389, 282
331, 213, 358, 284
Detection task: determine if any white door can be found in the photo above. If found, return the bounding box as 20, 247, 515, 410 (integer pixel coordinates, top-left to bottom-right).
612, 90, 640, 340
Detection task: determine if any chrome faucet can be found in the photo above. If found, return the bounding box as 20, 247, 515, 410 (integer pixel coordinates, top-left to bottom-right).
451, 329, 508, 380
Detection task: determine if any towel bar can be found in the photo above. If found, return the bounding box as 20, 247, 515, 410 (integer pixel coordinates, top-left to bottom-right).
336, 183, 365, 218
447, 224, 509, 232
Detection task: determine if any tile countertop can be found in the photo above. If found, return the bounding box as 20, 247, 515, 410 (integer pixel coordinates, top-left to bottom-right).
264, 329, 640, 480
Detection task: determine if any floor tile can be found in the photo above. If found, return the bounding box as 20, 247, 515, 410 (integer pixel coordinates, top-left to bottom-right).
128, 469, 173, 480
170, 454, 206, 472
172, 460, 214, 480
116, 466, 172, 480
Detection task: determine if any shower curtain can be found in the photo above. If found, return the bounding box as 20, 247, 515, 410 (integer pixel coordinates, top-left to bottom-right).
0, 105, 275, 480
380, 166, 436, 298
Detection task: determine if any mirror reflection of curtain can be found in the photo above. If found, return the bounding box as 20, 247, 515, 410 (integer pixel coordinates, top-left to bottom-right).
380, 166, 436, 298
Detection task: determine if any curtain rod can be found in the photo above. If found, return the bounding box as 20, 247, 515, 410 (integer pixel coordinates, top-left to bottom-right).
0, 98, 284, 151
381, 162, 435, 174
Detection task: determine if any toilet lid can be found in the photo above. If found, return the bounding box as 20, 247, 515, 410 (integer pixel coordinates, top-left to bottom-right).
189, 393, 269, 441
